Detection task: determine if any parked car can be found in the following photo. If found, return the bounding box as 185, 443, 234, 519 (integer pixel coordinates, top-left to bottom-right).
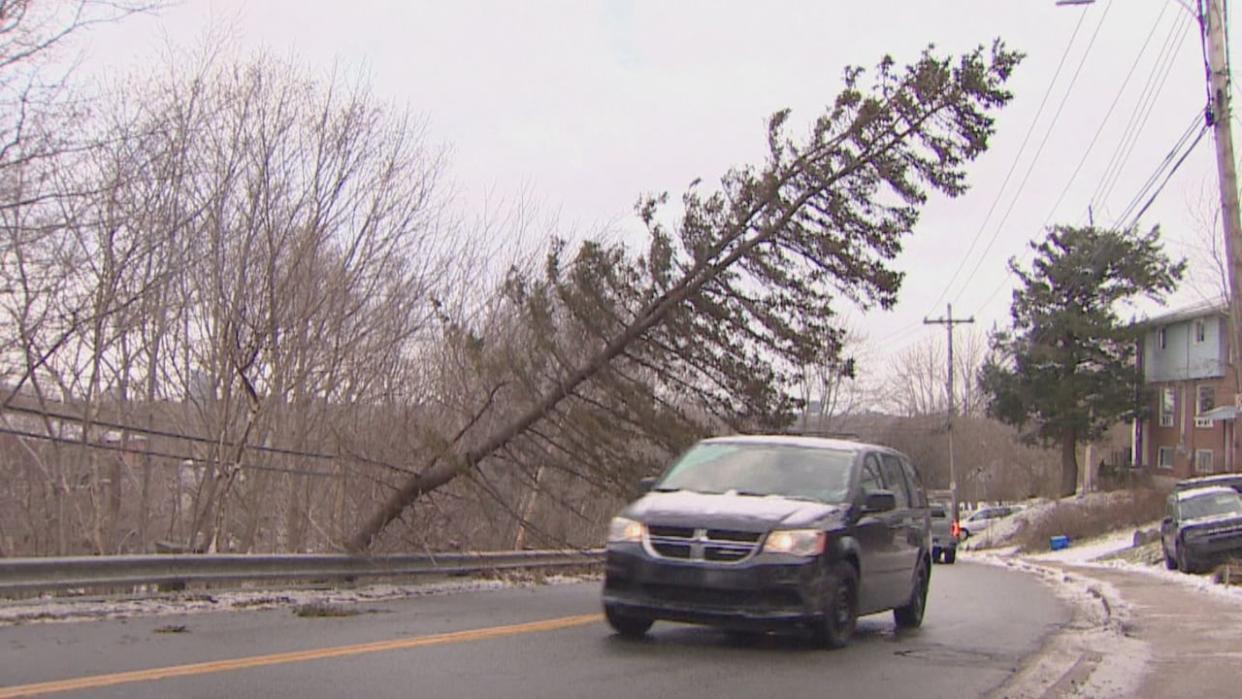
1161, 485, 1242, 573
929, 498, 959, 564
602, 435, 932, 648
1174, 474, 1242, 495
958, 505, 1021, 541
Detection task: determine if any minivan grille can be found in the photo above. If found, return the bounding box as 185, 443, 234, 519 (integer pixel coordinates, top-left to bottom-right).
644, 526, 762, 564
648, 525, 696, 539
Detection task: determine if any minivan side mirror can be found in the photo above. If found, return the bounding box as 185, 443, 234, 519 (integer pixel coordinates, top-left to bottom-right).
1161, 516, 1173, 530
638, 476, 659, 494
863, 490, 897, 513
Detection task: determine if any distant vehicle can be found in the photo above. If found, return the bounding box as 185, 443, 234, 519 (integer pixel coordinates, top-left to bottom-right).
958, 505, 1022, 541
602, 435, 932, 648
928, 492, 959, 564
1174, 474, 1242, 495
1161, 486, 1242, 573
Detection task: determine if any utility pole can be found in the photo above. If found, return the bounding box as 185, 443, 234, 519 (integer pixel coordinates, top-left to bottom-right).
925, 304, 974, 505
1202, 0, 1242, 405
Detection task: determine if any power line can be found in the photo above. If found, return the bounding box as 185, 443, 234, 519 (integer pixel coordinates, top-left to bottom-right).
1119, 124, 1210, 228
868, 318, 931, 350
1109, 111, 1204, 226
2, 401, 331, 460
970, 114, 1206, 320
1092, 10, 1195, 213
0, 424, 347, 479
920, 6, 1093, 315
1089, 9, 1191, 209
1037, 1, 1176, 229
948, 0, 1116, 309
0, 399, 406, 473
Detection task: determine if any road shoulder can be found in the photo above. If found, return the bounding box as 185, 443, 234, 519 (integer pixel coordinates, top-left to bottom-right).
982, 555, 1242, 698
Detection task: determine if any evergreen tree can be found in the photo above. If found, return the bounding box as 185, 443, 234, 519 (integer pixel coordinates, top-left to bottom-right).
979, 225, 1185, 497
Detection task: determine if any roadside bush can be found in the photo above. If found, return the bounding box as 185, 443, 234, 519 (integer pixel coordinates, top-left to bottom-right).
1008, 489, 1166, 554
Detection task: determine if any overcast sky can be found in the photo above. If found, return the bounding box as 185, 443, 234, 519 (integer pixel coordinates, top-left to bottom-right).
80, 0, 1237, 378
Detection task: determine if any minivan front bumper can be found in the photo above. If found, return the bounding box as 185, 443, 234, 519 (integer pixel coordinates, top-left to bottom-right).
602, 543, 831, 629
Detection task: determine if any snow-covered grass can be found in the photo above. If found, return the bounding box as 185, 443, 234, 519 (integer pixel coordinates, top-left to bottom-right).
0, 573, 601, 626
1026, 524, 1154, 564
960, 490, 1165, 554
970, 492, 1242, 606
1035, 532, 1242, 606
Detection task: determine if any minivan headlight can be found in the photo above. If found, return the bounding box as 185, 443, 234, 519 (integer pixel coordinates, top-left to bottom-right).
762, 529, 826, 556
608, 517, 645, 543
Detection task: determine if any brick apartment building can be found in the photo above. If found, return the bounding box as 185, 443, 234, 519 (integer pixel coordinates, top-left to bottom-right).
1134, 300, 1240, 478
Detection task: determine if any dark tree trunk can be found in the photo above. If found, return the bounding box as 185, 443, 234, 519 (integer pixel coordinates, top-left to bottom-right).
1059, 433, 1078, 497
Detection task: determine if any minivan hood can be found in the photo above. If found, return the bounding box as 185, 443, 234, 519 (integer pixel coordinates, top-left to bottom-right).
623, 490, 845, 531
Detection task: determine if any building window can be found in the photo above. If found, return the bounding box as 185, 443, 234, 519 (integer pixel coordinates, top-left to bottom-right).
1159, 388, 1175, 427
1196, 449, 1214, 474
1195, 319, 1206, 343
1158, 326, 1168, 349
1157, 447, 1175, 469
1197, 385, 1216, 415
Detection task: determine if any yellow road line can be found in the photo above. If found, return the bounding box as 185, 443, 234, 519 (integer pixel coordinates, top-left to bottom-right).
0, 612, 602, 698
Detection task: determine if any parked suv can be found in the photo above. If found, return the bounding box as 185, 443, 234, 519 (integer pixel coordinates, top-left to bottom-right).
1161, 485, 1242, 573
602, 435, 932, 648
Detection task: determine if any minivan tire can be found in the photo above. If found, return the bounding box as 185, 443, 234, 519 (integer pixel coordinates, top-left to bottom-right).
813, 561, 858, 649
894, 560, 929, 629
605, 605, 653, 638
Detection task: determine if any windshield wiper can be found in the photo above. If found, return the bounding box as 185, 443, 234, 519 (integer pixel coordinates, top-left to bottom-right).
776, 494, 825, 503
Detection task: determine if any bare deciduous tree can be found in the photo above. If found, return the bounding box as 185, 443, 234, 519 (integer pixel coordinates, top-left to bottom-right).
793, 323, 872, 434
882, 328, 988, 418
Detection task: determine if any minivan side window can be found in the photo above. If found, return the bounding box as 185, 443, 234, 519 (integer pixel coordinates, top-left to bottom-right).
860, 454, 884, 495
879, 454, 912, 508
899, 459, 927, 508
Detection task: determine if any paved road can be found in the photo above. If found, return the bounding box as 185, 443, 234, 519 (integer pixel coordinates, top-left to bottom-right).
1, 562, 1068, 698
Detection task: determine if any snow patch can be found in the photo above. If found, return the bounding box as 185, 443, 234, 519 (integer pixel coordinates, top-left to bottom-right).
1018, 516, 1242, 606
1027, 522, 1157, 564
0, 573, 601, 626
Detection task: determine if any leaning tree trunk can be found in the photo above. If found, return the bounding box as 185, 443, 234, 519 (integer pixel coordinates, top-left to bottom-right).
346, 45, 1021, 551
1059, 432, 1079, 498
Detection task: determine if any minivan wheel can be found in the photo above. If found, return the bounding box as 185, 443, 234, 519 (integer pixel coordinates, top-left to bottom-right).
813, 561, 858, 649
604, 605, 653, 638
894, 560, 929, 629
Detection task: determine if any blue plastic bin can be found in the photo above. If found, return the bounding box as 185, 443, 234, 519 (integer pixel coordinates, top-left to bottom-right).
1049, 535, 1071, 551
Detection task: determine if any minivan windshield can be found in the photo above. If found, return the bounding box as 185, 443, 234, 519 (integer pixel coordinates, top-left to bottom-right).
656, 442, 853, 503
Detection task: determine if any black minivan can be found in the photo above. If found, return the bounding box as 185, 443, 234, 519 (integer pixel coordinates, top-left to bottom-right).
602, 435, 932, 648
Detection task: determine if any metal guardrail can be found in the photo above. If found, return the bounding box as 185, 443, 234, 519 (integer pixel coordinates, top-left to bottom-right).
0, 549, 606, 596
